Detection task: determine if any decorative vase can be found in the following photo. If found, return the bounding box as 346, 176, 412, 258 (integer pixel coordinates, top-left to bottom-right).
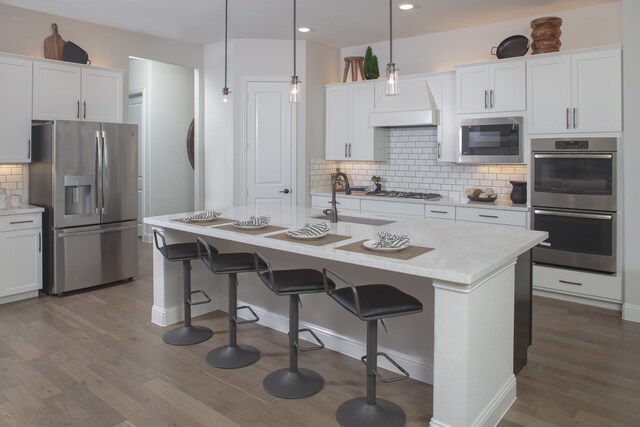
510, 181, 527, 204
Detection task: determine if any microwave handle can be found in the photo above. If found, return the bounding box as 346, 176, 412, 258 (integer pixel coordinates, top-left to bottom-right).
534, 209, 612, 221
533, 153, 612, 160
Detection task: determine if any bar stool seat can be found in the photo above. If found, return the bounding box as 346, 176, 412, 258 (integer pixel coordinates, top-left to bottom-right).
154, 230, 213, 346
255, 253, 336, 399
323, 269, 423, 427
197, 238, 267, 369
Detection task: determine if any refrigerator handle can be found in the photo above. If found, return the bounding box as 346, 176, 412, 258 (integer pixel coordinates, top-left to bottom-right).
102, 130, 107, 216
95, 131, 101, 215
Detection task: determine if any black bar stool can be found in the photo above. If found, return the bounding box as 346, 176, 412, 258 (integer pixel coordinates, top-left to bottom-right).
254, 252, 336, 399
153, 230, 213, 346
322, 268, 423, 427
196, 237, 267, 369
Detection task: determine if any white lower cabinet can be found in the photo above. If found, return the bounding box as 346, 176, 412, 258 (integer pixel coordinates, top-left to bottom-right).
455, 206, 527, 228
532, 264, 621, 304
311, 195, 360, 213
360, 199, 424, 218
424, 204, 456, 221
0, 213, 42, 301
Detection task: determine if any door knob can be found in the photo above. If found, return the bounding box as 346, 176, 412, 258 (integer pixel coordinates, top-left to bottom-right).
279, 189, 291, 194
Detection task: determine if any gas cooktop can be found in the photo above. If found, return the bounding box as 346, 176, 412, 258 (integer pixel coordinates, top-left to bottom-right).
366, 191, 442, 200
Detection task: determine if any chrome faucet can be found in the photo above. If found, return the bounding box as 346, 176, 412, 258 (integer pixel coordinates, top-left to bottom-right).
323, 172, 351, 223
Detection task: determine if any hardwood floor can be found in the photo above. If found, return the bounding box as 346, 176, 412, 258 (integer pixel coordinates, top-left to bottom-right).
0, 240, 638, 426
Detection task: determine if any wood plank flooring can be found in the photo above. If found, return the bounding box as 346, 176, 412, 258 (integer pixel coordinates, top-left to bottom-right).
0, 240, 638, 426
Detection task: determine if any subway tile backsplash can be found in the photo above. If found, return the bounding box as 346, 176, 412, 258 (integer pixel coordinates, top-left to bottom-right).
0, 164, 23, 196
310, 127, 527, 200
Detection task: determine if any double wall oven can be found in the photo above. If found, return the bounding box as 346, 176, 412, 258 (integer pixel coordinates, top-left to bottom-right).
531, 138, 617, 274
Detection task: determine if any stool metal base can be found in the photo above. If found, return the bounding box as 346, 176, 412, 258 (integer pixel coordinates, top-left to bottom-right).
263, 368, 324, 399
336, 397, 406, 427
206, 344, 261, 369
163, 325, 213, 346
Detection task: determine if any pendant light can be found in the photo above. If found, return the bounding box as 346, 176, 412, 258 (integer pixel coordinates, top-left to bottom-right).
385, 0, 399, 96
289, 0, 301, 103
222, 0, 230, 103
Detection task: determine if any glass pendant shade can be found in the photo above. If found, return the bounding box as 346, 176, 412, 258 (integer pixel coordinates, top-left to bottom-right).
222, 87, 230, 103
385, 63, 399, 95
289, 76, 300, 103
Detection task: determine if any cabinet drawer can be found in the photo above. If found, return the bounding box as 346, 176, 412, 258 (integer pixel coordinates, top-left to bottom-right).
456, 207, 526, 227
424, 204, 455, 220
0, 213, 42, 232
360, 199, 425, 218
533, 264, 621, 302
311, 195, 360, 212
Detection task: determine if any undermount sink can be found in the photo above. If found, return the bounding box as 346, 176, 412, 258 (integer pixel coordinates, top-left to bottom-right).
311, 214, 395, 226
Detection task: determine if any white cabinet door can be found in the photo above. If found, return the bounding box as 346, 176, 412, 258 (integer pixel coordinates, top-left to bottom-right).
82, 68, 124, 123
325, 86, 350, 160
0, 228, 42, 298
526, 55, 572, 134
456, 65, 489, 113
0, 56, 32, 162
33, 61, 82, 120
572, 49, 622, 132
490, 61, 526, 112
350, 84, 376, 160
437, 74, 459, 162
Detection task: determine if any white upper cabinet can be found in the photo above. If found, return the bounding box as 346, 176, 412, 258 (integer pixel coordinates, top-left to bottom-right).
33, 60, 123, 123
424, 72, 458, 163
456, 61, 526, 114
325, 81, 385, 161
0, 55, 32, 162
527, 46, 621, 134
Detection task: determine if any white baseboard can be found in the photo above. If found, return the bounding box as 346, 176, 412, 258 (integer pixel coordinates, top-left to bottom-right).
238, 298, 434, 384
533, 289, 622, 311
0, 290, 39, 305
151, 302, 218, 327
622, 303, 640, 323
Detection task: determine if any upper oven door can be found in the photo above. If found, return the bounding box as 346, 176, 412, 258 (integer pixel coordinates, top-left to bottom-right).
459, 117, 523, 164
531, 152, 616, 211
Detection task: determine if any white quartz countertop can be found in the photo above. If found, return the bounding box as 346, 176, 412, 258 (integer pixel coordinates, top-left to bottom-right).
0, 205, 44, 216
311, 192, 529, 211
145, 205, 546, 285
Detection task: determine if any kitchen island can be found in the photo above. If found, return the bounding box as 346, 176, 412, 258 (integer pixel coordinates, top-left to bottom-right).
145, 204, 546, 427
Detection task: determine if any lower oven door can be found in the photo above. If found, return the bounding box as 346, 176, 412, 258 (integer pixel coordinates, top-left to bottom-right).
532, 208, 616, 273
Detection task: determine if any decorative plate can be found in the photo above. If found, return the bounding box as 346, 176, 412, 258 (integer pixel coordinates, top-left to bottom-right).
232, 223, 269, 230
363, 239, 409, 252
286, 230, 329, 240
183, 211, 221, 222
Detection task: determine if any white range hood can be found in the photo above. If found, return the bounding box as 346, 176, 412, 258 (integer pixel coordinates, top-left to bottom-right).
369, 80, 439, 127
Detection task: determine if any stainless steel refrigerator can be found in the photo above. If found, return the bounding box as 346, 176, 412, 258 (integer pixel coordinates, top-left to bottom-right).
30, 120, 138, 295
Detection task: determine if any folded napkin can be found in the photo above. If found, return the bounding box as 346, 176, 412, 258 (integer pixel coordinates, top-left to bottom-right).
373, 231, 410, 248
233, 215, 271, 227
183, 210, 221, 222
286, 223, 329, 238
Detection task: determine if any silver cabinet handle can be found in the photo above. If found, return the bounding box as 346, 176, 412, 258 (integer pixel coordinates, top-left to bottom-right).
10, 220, 34, 224
484, 90, 489, 109
27, 139, 31, 160
95, 131, 101, 215
57, 224, 138, 238
83, 101, 87, 119
559, 279, 583, 286
348, 143, 352, 157
479, 214, 498, 219
430, 210, 449, 214
573, 107, 577, 129
345, 143, 348, 158
101, 131, 107, 215
437, 143, 441, 159
38, 232, 41, 253
566, 108, 571, 129
534, 209, 612, 220
490, 90, 494, 108
77, 100, 81, 119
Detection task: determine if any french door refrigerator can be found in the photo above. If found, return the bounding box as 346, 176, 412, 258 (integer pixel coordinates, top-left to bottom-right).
30, 121, 138, 295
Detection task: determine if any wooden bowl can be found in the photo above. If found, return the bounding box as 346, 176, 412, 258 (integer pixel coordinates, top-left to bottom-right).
531, 27, 562, 39
531, 16, 563, 29
532, 38, 562, 54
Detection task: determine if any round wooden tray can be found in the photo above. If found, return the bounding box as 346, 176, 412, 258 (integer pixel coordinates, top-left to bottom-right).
467, 195, 497, 203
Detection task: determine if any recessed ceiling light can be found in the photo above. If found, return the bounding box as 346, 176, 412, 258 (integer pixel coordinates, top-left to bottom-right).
298, 27, 311, 33
398, 3, 414, 10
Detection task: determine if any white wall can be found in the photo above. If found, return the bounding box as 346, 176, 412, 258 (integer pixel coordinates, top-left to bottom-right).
341, 2, 622, 76
622, 0, 640, 322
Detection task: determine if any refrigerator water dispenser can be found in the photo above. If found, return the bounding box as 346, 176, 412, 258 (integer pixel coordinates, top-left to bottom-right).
64, 175, 93, 215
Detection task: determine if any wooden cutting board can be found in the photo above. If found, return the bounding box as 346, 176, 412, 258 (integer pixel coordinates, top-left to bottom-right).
44, 23, 65, 60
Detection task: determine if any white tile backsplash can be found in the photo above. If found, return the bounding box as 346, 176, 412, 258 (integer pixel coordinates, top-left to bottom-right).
310, 127, 527, 199
0, 164, 23, 196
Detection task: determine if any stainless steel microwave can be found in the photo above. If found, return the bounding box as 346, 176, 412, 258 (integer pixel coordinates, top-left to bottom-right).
459, 117, 523, 164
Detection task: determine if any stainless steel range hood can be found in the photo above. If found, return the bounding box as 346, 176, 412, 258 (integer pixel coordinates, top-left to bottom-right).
369, 80, 439, 127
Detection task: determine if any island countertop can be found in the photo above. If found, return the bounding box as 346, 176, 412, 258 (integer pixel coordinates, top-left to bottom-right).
145, 204, 546, 285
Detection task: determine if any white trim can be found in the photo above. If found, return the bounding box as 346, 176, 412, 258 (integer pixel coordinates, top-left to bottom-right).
470, 376, 517, 427
533, 289, 622, 311
0, 290, 39, 305
432, 259, 516, 294
238, 298, 434, 384
151, 303, 218, 327
622, 303, 640, 323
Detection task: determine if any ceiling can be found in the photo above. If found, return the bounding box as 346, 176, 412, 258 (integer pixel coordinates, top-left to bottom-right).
0, 0, 618, 48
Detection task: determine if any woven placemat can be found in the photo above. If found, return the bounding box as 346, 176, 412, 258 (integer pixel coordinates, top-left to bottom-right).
336, 239, 434, 260
215, 224, 288, 235
266, 232, 352, 246
171, 217, 236, 227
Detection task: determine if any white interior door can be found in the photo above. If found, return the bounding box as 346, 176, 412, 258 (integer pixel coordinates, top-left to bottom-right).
128, 91, 145, 239
246, 81, 294, 208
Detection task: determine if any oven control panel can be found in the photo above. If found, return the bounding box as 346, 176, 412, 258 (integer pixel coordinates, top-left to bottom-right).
555, 140, 589, 150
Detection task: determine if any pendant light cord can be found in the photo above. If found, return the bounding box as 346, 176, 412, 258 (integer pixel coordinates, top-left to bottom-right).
389, 0, 393, 63
293, 0, 297, 77
224, 0, 228, 88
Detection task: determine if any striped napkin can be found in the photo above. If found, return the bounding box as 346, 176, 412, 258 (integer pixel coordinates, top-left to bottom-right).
182, 210, 221, 222
233, 216, 271, 227
373, 231, 410, 248
285, 223, 329, 238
